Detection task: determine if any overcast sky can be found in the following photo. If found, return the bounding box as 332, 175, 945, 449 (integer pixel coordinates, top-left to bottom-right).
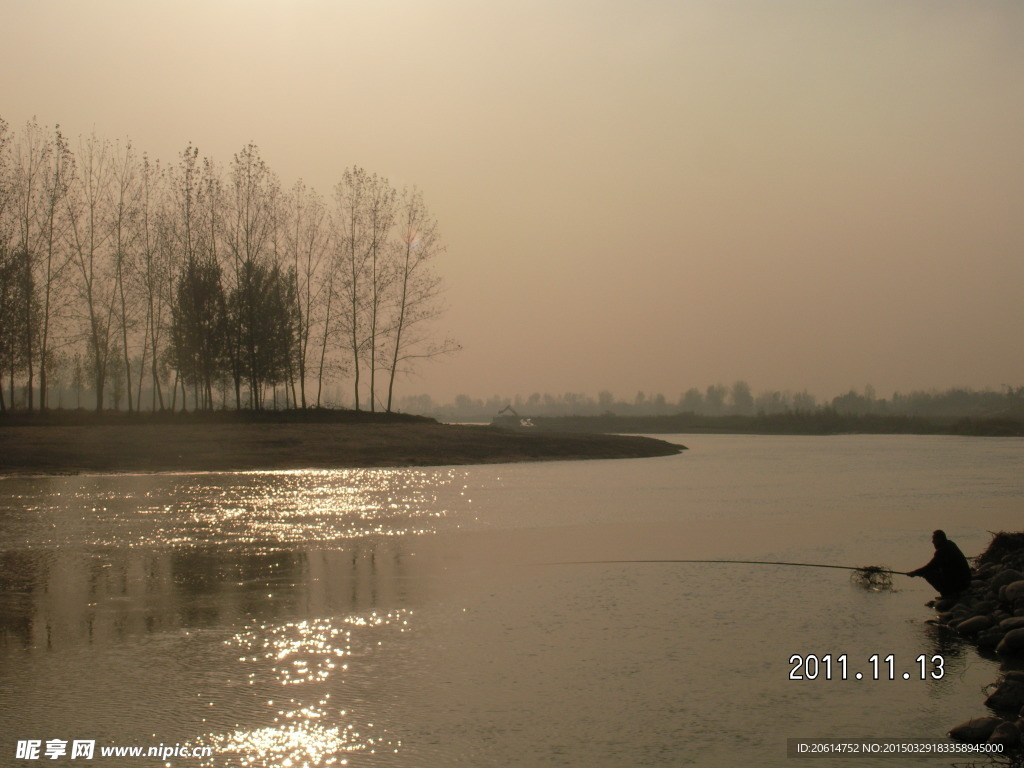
4, 0, 1022, 403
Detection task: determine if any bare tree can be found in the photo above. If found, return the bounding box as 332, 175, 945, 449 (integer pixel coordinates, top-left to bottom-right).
0, 116, 10, 235
364, 174, 396, 411
137, 154, 172, 410
314, 241, 340, 408
109, 140, 142, 411
9, 119, 50, 410
333, 167, 396, 411
0, 117, 15, 410
333, 168, 368, 410
67, 133, 117, 412
0, 246, 28, 411
283, 180, 331, 408
35, 127, 75, 411
383, 186, 459, 412
70, 351, 84, 408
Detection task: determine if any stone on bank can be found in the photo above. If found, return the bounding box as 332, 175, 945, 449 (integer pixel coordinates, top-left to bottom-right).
935, 532, 1024, 755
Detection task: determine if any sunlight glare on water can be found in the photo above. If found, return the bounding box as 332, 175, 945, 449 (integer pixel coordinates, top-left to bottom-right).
1, 469, 464, 551
193, 611, 413, 767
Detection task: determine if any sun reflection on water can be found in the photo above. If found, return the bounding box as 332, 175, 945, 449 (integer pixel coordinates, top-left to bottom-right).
190, 610, 412, 767
198, 719, 393, 767
234, 618, 354, 686
0, 469, 464, 765
1, 468, 468, 550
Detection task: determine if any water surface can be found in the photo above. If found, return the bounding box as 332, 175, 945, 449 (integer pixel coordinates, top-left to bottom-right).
2, 435, 1022, 766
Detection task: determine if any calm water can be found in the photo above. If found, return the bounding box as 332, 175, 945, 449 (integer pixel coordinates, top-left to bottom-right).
1, 434, 1023, 767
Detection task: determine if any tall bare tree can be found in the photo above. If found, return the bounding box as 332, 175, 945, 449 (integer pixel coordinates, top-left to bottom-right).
67, 133, 117, 412
136, 154, 172, 410
383, 186, 459, 412
314, 239, 340, 408
333, 168, 367, 410
0, 246, 28, 411
283, 180, 330, 408
333, 167, 396, 410
364, 174, 396, 411
9, 119, 50, 410
0, 117, 16, 410
0, 116, 10, 239
109, 140, 142, 412
35, 128, 75, 411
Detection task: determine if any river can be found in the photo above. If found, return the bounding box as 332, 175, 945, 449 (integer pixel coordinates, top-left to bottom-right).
1, 434, 1022, 767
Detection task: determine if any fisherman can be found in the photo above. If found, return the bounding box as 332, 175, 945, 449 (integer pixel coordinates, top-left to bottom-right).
907, 530, 972, 598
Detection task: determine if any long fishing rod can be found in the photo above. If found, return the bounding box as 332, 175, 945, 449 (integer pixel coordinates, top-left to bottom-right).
546, 559, 907, 576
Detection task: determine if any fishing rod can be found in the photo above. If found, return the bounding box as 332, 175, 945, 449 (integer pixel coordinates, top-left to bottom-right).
545, 558, 907, 575
546, 559, 908, 589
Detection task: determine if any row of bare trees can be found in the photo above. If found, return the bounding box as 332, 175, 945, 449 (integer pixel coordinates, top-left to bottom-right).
0, 117, 458, 413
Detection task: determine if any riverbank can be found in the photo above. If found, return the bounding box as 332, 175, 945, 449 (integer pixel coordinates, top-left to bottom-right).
492, 412, 1024, 436
0, 414, 685, 475
935, 531, 1024, 755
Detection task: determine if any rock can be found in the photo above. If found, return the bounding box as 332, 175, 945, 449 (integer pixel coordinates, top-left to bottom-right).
944, 606, 972, 624
949, 717, 1004, 743
992, 569, 1024, 591
956, 615, 993, 637
974, 600, 998, 615
999, 616, 1024, 632
1002, 580, 1024, 604
934, 596, 959, 612
988, 721, 1020, 748
996, 627, 1024, 656
977, 629, 1006, 649
985, 679, 1024, 711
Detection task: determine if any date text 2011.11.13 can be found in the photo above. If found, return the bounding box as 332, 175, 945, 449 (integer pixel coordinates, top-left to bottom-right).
788, 654, 944, 681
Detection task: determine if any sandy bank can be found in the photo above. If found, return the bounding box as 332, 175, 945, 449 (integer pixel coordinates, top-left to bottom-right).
0, 420, 685, 475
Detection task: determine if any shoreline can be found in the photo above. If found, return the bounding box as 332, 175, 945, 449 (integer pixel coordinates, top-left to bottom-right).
491, 412, 1024, 437
0, 419, 685, 476
936, 531, 1024, 753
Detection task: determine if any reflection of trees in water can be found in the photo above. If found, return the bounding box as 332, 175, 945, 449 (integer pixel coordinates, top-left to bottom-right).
0, 549, 47, 647
301, 540, 416, 617
0, 538, 420, 651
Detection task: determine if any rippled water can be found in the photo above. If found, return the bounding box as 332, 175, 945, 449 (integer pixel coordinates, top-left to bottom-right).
1, 435, 1022, 767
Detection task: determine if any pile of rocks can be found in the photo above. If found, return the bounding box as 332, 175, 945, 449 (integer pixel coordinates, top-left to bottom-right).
937, 532, 1024, 752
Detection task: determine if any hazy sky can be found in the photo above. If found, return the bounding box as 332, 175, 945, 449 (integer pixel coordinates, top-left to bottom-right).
4, 1, 1023, 403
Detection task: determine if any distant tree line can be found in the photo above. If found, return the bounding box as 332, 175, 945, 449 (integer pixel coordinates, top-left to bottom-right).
0, 117, 458, 413
396, 383, 1024, 423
